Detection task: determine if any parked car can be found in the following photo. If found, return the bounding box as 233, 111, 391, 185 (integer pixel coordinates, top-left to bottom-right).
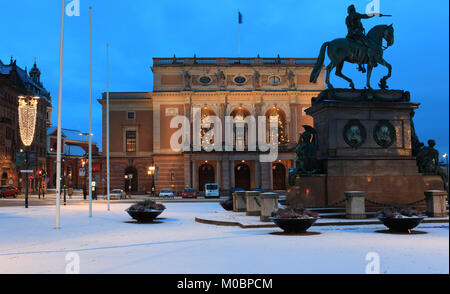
0, 186, 19, 198
159, 188, 174, 197
182, 188, 197, 199
205, 183, 220, 198
109, 189, 126, 200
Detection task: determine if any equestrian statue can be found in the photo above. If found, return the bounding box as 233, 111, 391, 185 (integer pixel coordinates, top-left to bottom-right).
310, 4, 393, 90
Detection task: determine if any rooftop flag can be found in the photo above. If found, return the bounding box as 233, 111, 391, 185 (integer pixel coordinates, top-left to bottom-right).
238, 11, 243, 24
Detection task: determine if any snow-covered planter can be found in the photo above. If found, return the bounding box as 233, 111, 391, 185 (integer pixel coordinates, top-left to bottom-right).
269, 207, 319, 233
377, 207, 425, 232
220, 199, 233, 211
126, 200, 166, 223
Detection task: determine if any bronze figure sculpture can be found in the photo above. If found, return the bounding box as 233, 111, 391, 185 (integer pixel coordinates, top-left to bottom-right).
289, 126, 319, 185
310, 5, 393, 90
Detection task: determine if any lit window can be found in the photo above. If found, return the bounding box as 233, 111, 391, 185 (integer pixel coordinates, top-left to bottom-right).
126, 131, 136, 152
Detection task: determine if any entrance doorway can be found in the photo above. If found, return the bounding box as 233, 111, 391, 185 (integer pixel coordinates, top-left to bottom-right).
124, 166, 138, 193
198, 163, 215, 191
1, 172, 7, 186
235, 163, 251, 191
272, 163, 286, 190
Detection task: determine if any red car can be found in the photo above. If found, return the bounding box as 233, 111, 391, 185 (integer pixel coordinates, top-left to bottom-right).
0, 186, 19, 198
182, 188, 197, 199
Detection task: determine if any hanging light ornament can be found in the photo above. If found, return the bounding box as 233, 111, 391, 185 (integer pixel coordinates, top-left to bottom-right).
18, 96, 39, 146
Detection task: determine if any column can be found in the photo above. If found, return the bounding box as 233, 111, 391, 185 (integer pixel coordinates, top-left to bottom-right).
230, 160, 235, 188
192, 160, 197, 190
254, 160, 260, 189
217, 160, 221, 189
261, 161, 269, 190
289, 104, 297, 143
269, 162, 273, 191
184, 155, 191, 189
222, 159, 230, 192
153, 103, 161, 153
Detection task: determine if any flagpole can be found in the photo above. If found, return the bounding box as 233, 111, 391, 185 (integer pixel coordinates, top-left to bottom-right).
238, 11, 241, 58
88, 6, 93, 218
55, 0, 65, 229
238, 23, 241, 58
106, 43, 110, 211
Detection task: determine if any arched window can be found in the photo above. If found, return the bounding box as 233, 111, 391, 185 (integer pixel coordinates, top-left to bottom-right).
266, 107, 288, 145
200, 107, 216, 144
230, 107, 251, 149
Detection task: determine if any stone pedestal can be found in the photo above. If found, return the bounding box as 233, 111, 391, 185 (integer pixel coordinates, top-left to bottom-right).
233, 191, 246, 212
245, 191, 261, 216
260, 192, 279, 222
345, 191, 366, 219
287, 91, 446, 207
425, 190, 448, 217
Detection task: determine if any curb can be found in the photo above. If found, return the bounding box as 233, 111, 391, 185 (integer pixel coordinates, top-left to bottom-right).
194, 217, 449, 229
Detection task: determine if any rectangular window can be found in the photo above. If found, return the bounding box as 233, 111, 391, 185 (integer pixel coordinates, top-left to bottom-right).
126, 130, 136, 152
127, 112, 135, 120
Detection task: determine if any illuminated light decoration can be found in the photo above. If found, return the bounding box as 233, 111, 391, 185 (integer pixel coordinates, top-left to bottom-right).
18, 96, 39, 146
267, 107, 288, 145
306, 188, 310, 196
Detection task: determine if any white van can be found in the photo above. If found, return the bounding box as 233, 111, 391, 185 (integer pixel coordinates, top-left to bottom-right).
204, 183, 219, 198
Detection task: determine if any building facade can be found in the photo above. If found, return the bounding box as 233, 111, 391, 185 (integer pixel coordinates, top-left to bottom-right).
46, 128, 100, 190
99, 56, 324, 195
0, 58, 52, 190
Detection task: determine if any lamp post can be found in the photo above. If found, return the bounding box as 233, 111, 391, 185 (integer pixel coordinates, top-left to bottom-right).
148, 165, 156, 197
18, 95, 39, 209
78, 131, 91, 201
124, 174, 132, 198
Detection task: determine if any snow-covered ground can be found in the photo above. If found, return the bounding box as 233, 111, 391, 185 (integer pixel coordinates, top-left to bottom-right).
0, 203, 448, 274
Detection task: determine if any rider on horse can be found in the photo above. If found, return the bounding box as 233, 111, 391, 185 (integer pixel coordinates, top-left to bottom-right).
345, 4, 381, 72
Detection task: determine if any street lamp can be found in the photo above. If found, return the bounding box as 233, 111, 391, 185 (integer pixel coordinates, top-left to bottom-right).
148, 165, 156, 197
124, 174, 133, 198
18, 95, 39, 208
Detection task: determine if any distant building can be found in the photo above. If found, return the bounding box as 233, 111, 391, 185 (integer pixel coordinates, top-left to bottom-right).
0, 58, 52, 190
98, 56, 325, 195
46, 127, 100, 189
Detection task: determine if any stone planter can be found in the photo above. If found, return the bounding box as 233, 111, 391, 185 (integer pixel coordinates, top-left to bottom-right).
260, 192, 279, 222
220, 199, 233, 211
126, 208, 164, 223
270, 217, 318, 233
378, 216, 425, 232
245, 191, 261, 216
233, 191, 246, 212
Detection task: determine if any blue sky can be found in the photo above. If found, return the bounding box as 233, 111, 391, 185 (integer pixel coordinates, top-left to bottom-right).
1, 0, 448, 155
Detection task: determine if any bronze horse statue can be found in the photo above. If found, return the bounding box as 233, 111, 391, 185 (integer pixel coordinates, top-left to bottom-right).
310, 24, 394, 90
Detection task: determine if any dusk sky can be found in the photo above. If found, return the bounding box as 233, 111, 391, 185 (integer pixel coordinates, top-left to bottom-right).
1, 0, 448, 155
